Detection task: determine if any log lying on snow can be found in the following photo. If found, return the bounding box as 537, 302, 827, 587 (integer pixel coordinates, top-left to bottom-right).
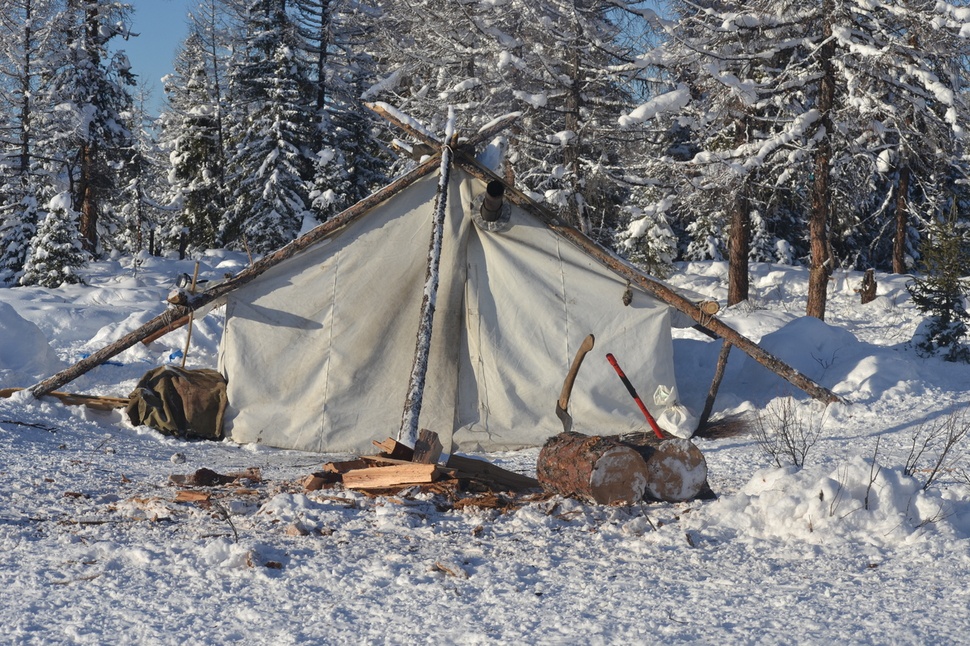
0, 387, 129, 411
619, 432, 709, 502
538, 431, 710, 504
537, 432, 651, 505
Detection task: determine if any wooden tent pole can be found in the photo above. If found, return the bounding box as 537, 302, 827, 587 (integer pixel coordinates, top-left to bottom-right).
179, 262, 200, 368
453, 154, 843, 405
366, 102, 520, 155
29, 156, 443, 399
398, 128, 456, 447
699, 340, 732, 429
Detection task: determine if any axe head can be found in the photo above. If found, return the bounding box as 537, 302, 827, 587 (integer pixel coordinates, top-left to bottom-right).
555, 401, 573, 433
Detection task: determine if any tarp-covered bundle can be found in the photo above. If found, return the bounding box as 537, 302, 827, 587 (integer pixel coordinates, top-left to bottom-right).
219, 169, 694, 454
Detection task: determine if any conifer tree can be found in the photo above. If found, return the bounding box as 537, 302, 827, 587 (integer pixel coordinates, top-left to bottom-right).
34, 0, 136, 255
0, 175, 43, 285
159, 11, 231, 255
20, 192, 87, 287
221, 0, 315, 253
908, 204, 970, 362
620, 0, 970, 317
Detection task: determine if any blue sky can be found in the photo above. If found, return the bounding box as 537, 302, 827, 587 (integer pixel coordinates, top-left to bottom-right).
124, 0, 195, 115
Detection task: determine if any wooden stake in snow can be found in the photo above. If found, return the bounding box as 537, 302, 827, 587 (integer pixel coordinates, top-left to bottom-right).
398, 109, 457, 448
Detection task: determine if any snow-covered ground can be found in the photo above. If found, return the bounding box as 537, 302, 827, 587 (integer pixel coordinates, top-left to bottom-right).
2, 253, 970, 645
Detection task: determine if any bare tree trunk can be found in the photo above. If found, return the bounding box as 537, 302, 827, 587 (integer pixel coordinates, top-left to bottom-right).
78, 142, 99, 253
77, 0, 101, 253
728, 185, 750, 306
563, 39, 589, 235
728, 116, 750, 306
893, 164, 911, 274
807, 5, 836, 320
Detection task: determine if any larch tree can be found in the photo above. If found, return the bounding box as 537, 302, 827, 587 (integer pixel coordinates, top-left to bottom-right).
369, 0, 658, 247
293, 0, 387, 222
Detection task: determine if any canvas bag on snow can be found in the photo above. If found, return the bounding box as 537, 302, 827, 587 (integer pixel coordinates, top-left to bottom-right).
126, 366, 228, 440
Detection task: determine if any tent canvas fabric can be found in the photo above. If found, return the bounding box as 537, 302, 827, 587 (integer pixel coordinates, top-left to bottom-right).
218, 169, 695, 455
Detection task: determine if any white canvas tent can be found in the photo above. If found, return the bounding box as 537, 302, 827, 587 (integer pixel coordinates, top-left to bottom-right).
218, 168, 694, 454
26, 108, 840, 449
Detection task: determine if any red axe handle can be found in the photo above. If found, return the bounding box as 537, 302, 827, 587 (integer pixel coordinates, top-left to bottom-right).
606, 353, 665, 440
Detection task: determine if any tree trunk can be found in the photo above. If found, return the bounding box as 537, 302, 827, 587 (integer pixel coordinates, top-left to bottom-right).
893, 164, 910, 274
537, 432, 649, 505
78, 141, 98, 253
860, 268, 877, 305
77, 0, 102, 253
727, 185, 750, 306
807, 6, 836, 320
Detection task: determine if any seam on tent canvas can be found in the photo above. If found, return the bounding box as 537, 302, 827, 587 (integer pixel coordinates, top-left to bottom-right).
466, 260, 491, 431
294, 247, 341, 451
320, 249, 340, 436
555, 236, 570, 362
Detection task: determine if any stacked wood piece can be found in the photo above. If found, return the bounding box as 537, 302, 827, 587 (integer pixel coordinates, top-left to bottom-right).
302, 430, 540, 495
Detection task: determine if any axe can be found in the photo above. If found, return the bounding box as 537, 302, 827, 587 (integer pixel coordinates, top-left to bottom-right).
555, 334, 595, 432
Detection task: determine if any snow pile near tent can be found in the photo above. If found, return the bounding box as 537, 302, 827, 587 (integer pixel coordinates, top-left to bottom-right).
688, 458, 970, 546
0, 301, 66, 385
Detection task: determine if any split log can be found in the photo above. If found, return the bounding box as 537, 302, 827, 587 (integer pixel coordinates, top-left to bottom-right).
445, 454, 540, 491
371, 436, 539, 491
372, 437, 415, 461
619, 433, 709, 502
413, 428, 443, 464
341, 463, 439, 490
537, 432, 649, 505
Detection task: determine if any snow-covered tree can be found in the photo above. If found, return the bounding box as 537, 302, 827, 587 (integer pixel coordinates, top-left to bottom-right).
369, 0, 657, 245
111, 89, 169, 255
0, 0, 57, 282
159, 1, 233, 255
620, 0, 970, 317
20, 191, 86, 287
908, 203, 970, 362
0, 174, 43, 285
293, 0, 387, 221
221, 0, 315, 253
34, 0, 136, 255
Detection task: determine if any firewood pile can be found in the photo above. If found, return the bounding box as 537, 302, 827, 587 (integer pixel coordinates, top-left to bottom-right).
300, 430, 540, 497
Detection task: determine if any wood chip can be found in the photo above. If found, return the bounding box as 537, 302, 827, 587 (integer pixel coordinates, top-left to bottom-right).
174, 490, 211, 502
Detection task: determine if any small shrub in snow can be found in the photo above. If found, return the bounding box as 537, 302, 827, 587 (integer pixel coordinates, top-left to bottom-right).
756, 396, 824, 468
904, 406, 970, 490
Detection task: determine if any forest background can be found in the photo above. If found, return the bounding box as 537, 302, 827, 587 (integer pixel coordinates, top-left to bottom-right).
2, 0, 970, 325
